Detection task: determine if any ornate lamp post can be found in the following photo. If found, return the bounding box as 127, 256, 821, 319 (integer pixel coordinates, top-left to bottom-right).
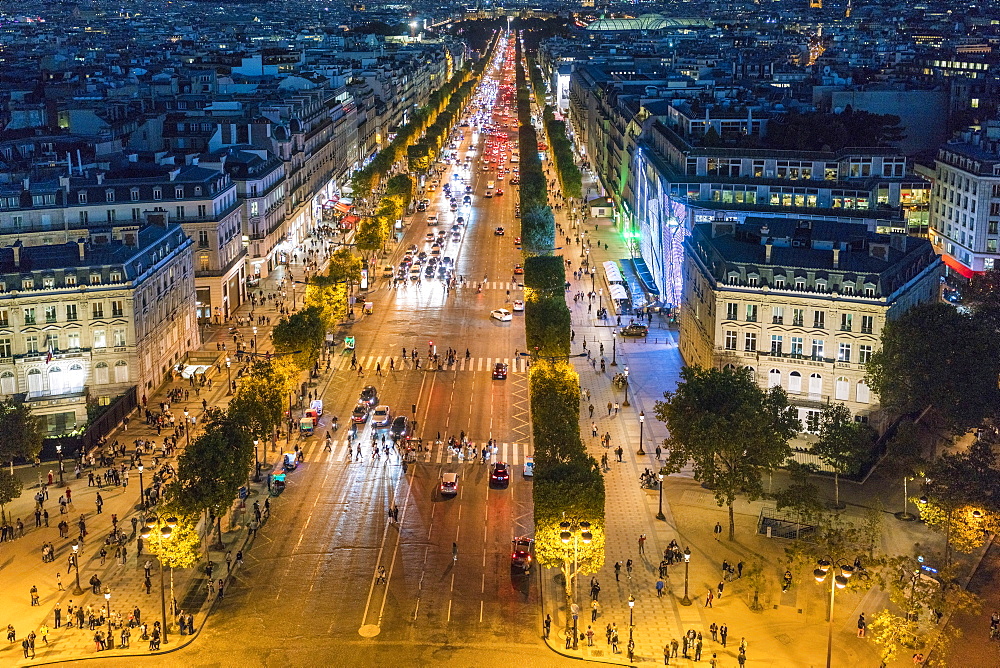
680, 546, 692, 606
560, 520, 593, 650
56, 444, 64, 486
225, 357, 232, 395
656, 470, 666, 521
71, 540, 84, 595
183, 409, 191, 449
637, 411, 646, 456
137, 465, 144, 511
628, 594, 636, 641
140, 514, 178, 645
814, 557, 854, 668
104, 588, 113, 647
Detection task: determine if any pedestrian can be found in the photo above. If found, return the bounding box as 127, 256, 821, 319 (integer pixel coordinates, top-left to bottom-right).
656, 578, 665, 597
655, 445, 662, 460
664, 642, 671, 665
586, 626, 594, 646
709, 622, 718, 641
589, 404, 594, 418
30, 585, 39, 606
591, 599, 599, 621
739, 637, 748, 655
857, 613, 866, 637
720, 624, 728, 647
614, 561, 621, 581
627, 637, 635, 663
694, 638, 703, 661
39, 624, 48, 645
671, 638, 679, 657
542, 614, 550, 639
638, 533, 646, 554
56, 572, 63, 591
710, 653, 719, 668
737, 561, 744, 578
614, 401, 620, 414
54, 604, 62, 628
717, 580, 725, 599
626, 558, 633, 576
705, 591, 714, 607
607, 401, 613, 416
714, 522, 722, 540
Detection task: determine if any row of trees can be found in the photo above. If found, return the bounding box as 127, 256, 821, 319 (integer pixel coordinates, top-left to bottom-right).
526, 56, 582, 200
350, 33, 499, 203
0, 399, 43, 522
525, 255, 606, 592
355, 174, 414, 266
514, 44, 556, 256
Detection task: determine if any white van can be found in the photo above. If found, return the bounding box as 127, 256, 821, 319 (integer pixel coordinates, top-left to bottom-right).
486, 180, 496, 190
440, 472, 459, 496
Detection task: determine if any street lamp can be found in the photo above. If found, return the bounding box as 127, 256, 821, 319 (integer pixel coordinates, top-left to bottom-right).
253, 439, 260, 482
560, 520, 593, 650
140, 514, 178, 645
637, 411, 646, 456
225, 357, 232, 395
622, 366, 631, 407
137, 465, 144, 511
895, 475, 916, 521
598, 288, 603, 311
656, 470, 666, 521
611, 334, 618, 366
183, 409, 190, 449
590, 266, 596, 291
814, 557, 855, 668
71, 540, 84, 595
104, 588, 112, 647
56, 444, 64, 486
252, 326, 258, 350
680, 546, 692, 606
628, 594, 635, 641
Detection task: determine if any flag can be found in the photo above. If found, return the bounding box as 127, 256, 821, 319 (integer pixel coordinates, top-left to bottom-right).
45, 346, 53, 364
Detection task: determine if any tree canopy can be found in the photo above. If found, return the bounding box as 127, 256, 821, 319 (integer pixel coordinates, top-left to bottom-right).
228, 359, 293, 441
272, 305, 326, 370
810, 403, 874, 508
866, 302, 1000, 434
655, 365, 800, 539
0, 399, 43, 464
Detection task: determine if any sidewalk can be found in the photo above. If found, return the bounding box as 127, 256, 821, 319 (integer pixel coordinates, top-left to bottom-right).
0, 237, 330, 664
533, 161, 900, 666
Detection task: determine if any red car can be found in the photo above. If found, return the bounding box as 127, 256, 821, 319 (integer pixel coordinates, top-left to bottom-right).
490, 462, 510, 487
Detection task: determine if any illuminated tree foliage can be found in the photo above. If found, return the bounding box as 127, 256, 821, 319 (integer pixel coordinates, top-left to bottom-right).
272, 306, 326, 371
0, 399, 44, 465
810, 403, 874, 508
228, 360, 292, 442
144, 510, 202, 570
0, 468, 23, 524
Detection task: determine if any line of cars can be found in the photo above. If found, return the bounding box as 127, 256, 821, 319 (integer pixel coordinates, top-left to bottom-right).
349, 385, 410, 439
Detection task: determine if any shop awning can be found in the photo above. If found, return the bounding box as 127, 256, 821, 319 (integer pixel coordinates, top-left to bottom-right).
609, 285, 629, 300
942, 254, 974, 279
333, 199, 353, 213
342, 214, 360, 226
604, 261, 623, 283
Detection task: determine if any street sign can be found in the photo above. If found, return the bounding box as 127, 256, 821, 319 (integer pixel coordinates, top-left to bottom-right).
344, 336, 355, 350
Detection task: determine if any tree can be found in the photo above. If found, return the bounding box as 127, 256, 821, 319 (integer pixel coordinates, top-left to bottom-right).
0, 399, 43, 465
272, 306, 326, 371
228, 360, 292, 442
915, 439, 1000, 565
171, 409, 254, 548
743, 559, 767, 611
528, 361, 584, 464
772, 461, 824, 537
0, 468, 23, 523
811, 404, 874, 509
866, 302, 1000, 434
655, 366, 800, 539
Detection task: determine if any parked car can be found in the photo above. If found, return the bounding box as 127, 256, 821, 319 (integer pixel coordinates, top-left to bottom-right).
620, 323, 649, 337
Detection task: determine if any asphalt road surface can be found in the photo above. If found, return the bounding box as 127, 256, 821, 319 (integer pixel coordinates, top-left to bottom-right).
64, 35, 567, 668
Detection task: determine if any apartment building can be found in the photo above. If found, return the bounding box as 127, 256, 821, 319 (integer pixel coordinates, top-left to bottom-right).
681, 217, 941, 425
926, 121, 1000, 280
0, 219, 195, 435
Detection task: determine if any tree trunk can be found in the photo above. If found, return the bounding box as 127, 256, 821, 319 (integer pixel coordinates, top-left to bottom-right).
834, 471, 841, 509
728, 501, 735, 540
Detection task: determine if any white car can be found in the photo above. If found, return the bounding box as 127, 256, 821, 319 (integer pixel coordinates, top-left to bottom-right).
491, 309, 513, 322
512, 300, 524, 312
427, 215, 439, 226
372, 405, 391, 428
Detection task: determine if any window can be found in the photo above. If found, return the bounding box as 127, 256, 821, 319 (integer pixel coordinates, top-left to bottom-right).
724, 330, 737, 350
200, 254, 210, 272
198, 230, 210, 248
42, 277, 54, 288
67, 331, 80, 349
0, 338, 10, 358
113, 328, 126, 347
78, 211, 88, 225
0, 310, 7, 327
840, 313, 853, 331
811, 338, 825, 360
838, 343, 852, 362
91, 302, 104, 319
864, 287, 876, 298
131, 207, 141, 221
111, 300, 123, 317
78, 192, 87, 204
106, 209, 116, 223
66, 304, 77, 321
23, 308, 35, 325
793, 309, 805, 327
44, 306, 56, 323
130, 188, 140, 202
175, 186, 184, 199
835, 376, 850, 401
770, 335, 783, 354
774, 276, 785, 289
198, 204, 207, 218
105, 190, 115, 203
861, 315, 874, 334
726, 303, 738, 320
788, 371, 802, 393
110, 271, 122, 283
791, 337, 803, 356
153, 188, 162, 201
90, 274, 101, 285
859, 345, 873, 364
25, 335, 38, 354
795, 279, 806, 290
745, 304, 757, 322
175, 206, 185, 220
22, 278, 34, 290
65, 274, 76, 287
768, 369, 781, 388
44, 332, 58, 351
93, 329, 107, 348
842, 284, 854, 295
744, 332, 757, 352
809, 373, 823, 396
813, 310, 825, 329
856, 381, 871, 403
772, 306, 784, 324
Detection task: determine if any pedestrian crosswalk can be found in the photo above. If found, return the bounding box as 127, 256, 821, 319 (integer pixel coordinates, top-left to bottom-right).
297, 440, 532, 466
348, 355, 529, 373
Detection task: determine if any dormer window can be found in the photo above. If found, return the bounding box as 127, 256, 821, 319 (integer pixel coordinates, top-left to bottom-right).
175, 186, 184, 199
816, 279, 827, 292
130, 188, 140, 202
78, 192, 87, 204
22, 278, 34, 290
110, 271, 123, 283
42, 277, 54, 289
194, 186, 202, 196
90, 273, 102, 285
747, 274, 759, 287
105, 189, 115, 203
842, 284, 853, 295
65, 275, 77, 287
774, 276, 785, 289
795, 279, 806, 290
153, 188, 162, 201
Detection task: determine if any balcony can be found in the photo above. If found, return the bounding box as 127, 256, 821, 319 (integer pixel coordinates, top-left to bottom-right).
772, 317, 784, 325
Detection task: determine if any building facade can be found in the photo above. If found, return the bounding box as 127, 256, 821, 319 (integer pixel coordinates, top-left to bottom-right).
681, 217, 942, 425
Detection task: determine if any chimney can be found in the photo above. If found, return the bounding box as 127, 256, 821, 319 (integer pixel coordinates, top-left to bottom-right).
77, 238, 86, 261
832, 247, 840, 268
889, 232, 907, 253
96, 172, 104, 185
12, 241, 21, 270
168, 168, 180, 181
765, 241, 772, 263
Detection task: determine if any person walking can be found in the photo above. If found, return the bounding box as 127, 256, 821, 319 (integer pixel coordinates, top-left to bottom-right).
586, 626, 595, 646
714, 522, 722, 540
542, 614, 551, 639
720, 624, 728, 647
705, 591, 714, 608
638, 533, 646, 554
591, 599, 599, 621
857, 613, 867, 637
717, 580, 725, 599
626, 559, 633, 577
614, 561, 622, 581
656, 578, 665, 597
664, 642, 672, 665
607, 401, 613, 416
614, 401, 620, 415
